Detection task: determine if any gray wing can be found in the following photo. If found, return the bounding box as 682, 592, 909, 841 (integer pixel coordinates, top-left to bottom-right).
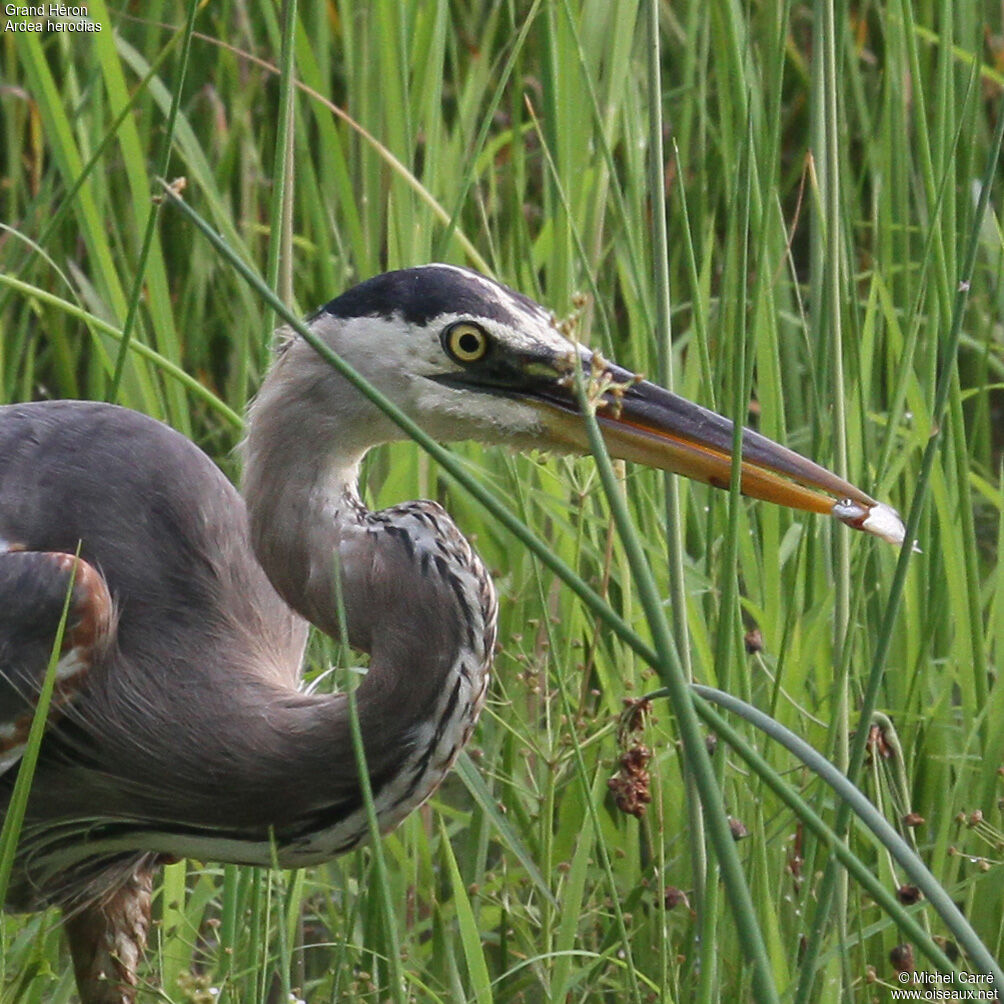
0, 401, 307, 777
0, 401, 309, 911
0, 550, 113, 773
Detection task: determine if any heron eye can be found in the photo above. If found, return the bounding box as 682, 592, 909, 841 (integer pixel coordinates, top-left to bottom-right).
443, 322, 490, 363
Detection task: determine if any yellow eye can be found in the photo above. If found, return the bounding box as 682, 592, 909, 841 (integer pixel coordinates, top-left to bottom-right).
443, 322, 489, 363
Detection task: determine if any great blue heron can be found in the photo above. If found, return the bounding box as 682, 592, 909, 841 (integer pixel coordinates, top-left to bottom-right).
0, 265, 904, 1003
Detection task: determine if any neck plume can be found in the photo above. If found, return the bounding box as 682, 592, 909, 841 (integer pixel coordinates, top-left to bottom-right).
239, 338, 498, 860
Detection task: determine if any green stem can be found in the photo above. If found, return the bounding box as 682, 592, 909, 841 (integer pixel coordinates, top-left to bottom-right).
684, 685, 1002, 985
570, 373, 778, 1001
108, 0, 200, 402
643, 0, 709, 980
797, 84, 1004, 1002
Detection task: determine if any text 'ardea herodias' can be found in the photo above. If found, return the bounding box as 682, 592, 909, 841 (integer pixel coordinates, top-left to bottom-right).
0, 265, 905, 1003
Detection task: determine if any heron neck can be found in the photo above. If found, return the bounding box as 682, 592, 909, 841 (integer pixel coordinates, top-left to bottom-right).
240, 363, 497, 848
244, 434, 368, 644
243, 341, 364, 640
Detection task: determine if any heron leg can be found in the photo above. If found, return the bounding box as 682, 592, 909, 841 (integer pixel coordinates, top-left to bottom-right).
63, 863, 153, 1004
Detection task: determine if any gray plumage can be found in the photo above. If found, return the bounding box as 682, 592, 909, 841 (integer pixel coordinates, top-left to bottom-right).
0, 264, 904, 1004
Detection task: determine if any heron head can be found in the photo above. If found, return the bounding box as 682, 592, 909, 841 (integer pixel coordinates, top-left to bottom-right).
263, 264, 905, 545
